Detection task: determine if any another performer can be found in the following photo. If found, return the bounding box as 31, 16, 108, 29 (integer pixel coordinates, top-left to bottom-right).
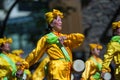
26, 9, 84, 80
12, 49, 31, 80
102, 21, 120, 80
81, 43, 103, 80
0, 37, 29, 80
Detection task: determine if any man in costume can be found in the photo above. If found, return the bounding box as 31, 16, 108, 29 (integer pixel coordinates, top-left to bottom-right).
0, 37, 29, 80
12, 49, 31, 80
26, 9, 85, 80
102, 21, 120, 80
81, 43, 103, 80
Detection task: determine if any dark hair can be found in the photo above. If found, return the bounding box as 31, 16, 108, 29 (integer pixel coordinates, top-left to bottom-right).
113, 27, 119, 36
45, 24, 52, 34
0, 43, 4, 53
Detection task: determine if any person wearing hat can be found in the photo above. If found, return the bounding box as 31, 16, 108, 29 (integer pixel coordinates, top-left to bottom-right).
81, 43, 103, 80
0, 37, 29, 80
11, 49, 31, 80
102, 21, 120, 80
0, 37, 14, 79
25, 9, 85, 80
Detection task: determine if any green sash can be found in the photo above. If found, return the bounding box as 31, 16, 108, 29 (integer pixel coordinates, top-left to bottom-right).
111, 35, 120, 43
92, 72, 101, 80
47, 32, 70, 62
3, 77, 8, 80
90, 56, 102, 79
0, 53, 17, 77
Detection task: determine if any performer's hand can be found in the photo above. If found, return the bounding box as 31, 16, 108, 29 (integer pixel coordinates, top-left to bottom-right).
16, 70, 24, 78
16, 62, 22, 66
58, 36, 67, 44
101, 72, 105, 78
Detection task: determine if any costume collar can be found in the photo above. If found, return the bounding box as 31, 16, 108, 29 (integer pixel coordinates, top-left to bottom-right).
111, 35, 120, 43
52, 31, 61, 36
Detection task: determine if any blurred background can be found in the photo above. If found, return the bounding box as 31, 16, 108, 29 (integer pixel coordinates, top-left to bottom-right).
0, 0, 120, 79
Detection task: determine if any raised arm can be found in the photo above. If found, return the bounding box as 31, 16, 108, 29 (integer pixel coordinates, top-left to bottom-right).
64, 33, 85, 49
25, 36, 47, 67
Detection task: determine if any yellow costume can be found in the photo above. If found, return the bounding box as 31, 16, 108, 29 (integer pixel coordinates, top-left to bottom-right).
102, 37, 120, 79
0, 37, 13, 79
32, 56, 50, 80
81, 44, 103, 80
26, 9, 84, 80
26, 32, 84, 80
0, 56, 13, 79
2, 53, 29, 80
81, 57, 103, 80
12, 49, 31, 80
0, 37, 29, 80
12, 49, 24, 56
102, 21, 120, 80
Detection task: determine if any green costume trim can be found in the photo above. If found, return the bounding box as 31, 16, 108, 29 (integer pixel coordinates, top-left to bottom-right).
59, 45, 70, 62
3, 77, 8, 80
0, 53, 17, 77
24, 69, 29, 74
92, 72, 101, 80
90, 56, 102, 79
111, 35, 120, 43
47, 32, 70, 62
46, 32, 59, 44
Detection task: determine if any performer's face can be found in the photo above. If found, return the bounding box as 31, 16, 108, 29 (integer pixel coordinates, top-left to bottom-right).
2, 42, 10, 53
116, 28, 120, 35
50, 16, 62, 32
92, 48, 101, 57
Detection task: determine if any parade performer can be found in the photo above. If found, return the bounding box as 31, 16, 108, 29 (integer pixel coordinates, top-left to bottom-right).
102, 21, 120, 80
0, 37, 29, 80
81, 43, 103, 80
26, 9, 84, 80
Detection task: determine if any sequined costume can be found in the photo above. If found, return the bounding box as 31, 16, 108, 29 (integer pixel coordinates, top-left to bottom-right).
12, 49, 31, 80
102, 21, 120, 80
26, 32, 84, 80
26, 9, 84, 80
0, 53, 29, 80
0, 37, 29, 80
81, 43, 103, 80
32, 56, 50, 80
102, 36, 120, 80
81, 56, 103, 80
